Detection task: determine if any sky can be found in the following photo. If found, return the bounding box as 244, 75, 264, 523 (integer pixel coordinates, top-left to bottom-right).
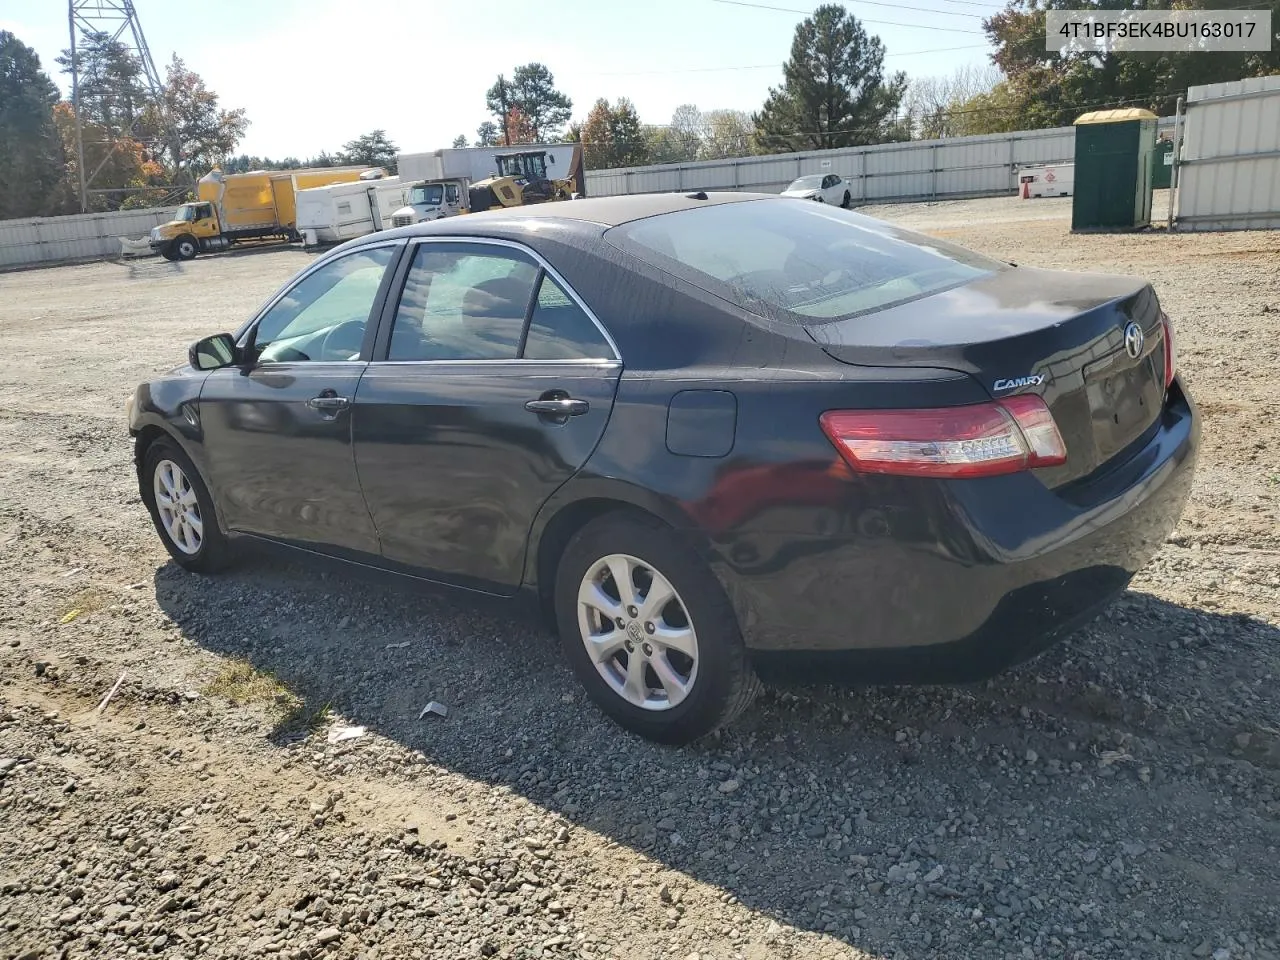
2, 0, 1001, 160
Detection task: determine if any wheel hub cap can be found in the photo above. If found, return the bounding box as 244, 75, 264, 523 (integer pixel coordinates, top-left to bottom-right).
153, 459, 203, 556
576, 553, 699, 712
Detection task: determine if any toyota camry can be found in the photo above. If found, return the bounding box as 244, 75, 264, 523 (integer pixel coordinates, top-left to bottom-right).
128, 192, 1198, 744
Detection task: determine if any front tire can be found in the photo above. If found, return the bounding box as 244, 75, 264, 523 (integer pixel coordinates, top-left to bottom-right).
554, 512, 761, 744
174, 235, 198, 260
143, 438, 231, 573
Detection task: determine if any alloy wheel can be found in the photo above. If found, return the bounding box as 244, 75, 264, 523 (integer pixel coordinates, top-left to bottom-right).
153, 458, 203, 555
576, 553, 699, 711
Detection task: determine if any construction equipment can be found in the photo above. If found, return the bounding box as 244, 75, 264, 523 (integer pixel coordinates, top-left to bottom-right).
390, 144, 584, 226
468, 149, 579, 212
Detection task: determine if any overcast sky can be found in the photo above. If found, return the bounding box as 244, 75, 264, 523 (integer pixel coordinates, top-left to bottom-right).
4, 0, 1000, 159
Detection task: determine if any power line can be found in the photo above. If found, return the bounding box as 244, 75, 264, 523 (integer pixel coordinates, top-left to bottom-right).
711, 0, 985, 33
593, 43, 991, 75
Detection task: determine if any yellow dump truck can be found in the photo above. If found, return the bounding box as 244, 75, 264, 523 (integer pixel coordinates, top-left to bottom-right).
149, 166, 374, 260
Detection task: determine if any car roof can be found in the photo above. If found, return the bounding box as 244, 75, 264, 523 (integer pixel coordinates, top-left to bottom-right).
407, 190, 769, 231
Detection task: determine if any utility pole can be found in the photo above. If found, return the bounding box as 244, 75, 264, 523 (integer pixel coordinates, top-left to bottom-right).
497, 75, 511, 146
68, 3, 88, 213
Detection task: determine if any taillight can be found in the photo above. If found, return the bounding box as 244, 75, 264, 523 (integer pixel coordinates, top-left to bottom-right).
1160, 310, 1176, 388
819, 395, 1067, 479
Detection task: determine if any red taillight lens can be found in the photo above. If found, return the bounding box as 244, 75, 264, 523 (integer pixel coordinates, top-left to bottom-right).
819, 396, 1067, 479
1160, 310, 1176, 389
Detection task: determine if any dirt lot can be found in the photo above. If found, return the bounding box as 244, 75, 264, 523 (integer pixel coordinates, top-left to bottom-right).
1, 195, 1278, 960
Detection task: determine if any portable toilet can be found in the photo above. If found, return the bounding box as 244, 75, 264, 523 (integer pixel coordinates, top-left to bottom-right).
1071, 108, 1158, 231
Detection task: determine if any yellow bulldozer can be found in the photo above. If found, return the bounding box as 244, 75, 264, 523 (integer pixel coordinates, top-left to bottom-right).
468, 149, 580, 213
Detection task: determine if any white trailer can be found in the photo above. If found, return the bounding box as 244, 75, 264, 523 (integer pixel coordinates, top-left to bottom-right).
1017, 163, 1075, 199
397, 143, 584, 186
296, 173, 406, 247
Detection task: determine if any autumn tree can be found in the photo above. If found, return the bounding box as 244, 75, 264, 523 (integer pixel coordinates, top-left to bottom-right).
905, 65, 1003, 139
701, 109, 756, 159
486, 63, 572, 141
754, 4, 906, 152
0, 32, 68, 218
340, 129, 398, 171
502, 107, 537, 145
155, 55, 248, 177
579, 97, 648, 169
985, 0, 1280, 128
641, 105, 696, 163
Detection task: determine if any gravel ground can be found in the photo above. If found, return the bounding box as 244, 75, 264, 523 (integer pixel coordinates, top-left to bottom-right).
1, 196, 1279, 960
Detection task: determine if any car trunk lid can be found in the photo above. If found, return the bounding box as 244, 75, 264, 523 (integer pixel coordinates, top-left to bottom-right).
805, 266, 1169, 486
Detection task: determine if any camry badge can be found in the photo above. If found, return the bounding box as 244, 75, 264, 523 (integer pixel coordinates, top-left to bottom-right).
992, 374, 1044, 392
1124, 321, 1144, 359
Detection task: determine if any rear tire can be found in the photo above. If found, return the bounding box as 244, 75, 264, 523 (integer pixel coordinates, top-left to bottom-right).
553, 512, 761, 744
842, 190, 851, 208
143, 437, 232, 573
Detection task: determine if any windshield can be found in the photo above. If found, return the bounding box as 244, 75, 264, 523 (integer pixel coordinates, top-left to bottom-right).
605, 199, 1003, 324
788, 176, 824, 190
410, 184, 445, 206
175, 204, 198, 222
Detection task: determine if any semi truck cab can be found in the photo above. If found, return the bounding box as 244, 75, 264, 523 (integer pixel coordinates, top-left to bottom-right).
390, 178, 469, 227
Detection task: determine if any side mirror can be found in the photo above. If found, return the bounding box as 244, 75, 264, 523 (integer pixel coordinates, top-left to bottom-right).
189, 333, 238, 371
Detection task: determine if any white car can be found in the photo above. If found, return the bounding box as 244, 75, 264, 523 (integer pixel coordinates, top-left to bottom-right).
781, 173, 851, 207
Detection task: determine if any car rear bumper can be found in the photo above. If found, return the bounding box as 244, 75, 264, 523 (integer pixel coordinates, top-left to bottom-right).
725, 381, 1198, 683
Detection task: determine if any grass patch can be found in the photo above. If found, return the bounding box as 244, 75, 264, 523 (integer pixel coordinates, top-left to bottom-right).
204, 660, 333, 741
58, 586, 114, 623
204, 660, 299, 713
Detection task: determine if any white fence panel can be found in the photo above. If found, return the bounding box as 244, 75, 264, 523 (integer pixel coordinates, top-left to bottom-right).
1176, 75, 1280, 231
0, 207, 178, 269
582, 126, 1082, 204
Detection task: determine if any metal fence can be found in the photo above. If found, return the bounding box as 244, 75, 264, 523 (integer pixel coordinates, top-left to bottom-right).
584, 127, 1080, 201
1174, 75, 1280, 232
585, 117, 1176, 202
0, 206, 178, 270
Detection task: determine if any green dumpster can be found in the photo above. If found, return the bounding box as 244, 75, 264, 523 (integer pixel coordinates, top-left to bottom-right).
1071, 108, 1158, 231
1152, 137, 1174, 189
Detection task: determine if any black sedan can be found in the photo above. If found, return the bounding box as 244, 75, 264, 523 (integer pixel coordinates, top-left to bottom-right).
128, 192, 1198, 744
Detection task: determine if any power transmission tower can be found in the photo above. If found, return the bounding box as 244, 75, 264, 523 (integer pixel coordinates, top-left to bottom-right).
66, 0, 175, 212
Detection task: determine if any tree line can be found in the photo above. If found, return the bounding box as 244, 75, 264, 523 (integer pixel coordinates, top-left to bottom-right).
3, 0, 1277, 218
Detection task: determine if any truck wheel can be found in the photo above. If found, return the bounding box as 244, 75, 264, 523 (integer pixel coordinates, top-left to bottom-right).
175, 235, 198, 261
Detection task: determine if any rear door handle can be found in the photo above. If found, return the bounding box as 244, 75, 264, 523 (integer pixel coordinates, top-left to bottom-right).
525, 398, 589, 417
306, 394, 350, 412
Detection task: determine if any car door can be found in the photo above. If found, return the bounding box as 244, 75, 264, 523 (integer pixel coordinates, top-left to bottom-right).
352, 238, 622, 593
822, 175, 840, 204
197, 241, 402, 554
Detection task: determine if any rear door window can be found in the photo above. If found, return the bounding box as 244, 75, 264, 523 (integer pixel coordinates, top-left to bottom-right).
388, 245, 538, 360
605, 199, 1003, 324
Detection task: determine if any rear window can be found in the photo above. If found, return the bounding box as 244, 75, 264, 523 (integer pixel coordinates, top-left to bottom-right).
604, 199, 1003, 324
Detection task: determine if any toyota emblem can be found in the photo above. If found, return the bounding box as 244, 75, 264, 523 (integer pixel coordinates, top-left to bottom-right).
1123, 321, 1144, 360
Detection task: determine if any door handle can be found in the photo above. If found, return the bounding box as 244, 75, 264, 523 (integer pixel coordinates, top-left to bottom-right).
525, 398, 588, 417
306, 394, 350, 412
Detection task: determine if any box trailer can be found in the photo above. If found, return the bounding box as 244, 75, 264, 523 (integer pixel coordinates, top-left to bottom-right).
296, 174, 407, 247
147, 165, 374, 259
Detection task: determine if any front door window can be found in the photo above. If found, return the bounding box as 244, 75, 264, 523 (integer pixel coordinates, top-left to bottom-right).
251, 246, 396, 363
